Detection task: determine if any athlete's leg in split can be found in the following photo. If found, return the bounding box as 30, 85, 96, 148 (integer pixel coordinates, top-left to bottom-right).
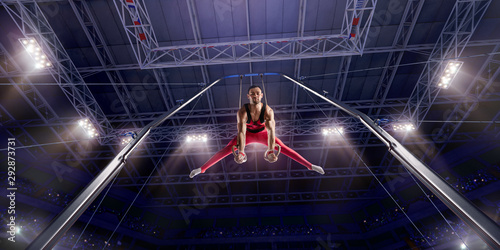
190, 132, 263, 178
274, 138, 324, 174
190, 137, 237, 178
254, 131, 324, 174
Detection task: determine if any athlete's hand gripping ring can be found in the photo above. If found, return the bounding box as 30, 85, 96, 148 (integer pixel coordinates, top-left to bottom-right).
264, 145, 281, 163
232, 145, 247, 164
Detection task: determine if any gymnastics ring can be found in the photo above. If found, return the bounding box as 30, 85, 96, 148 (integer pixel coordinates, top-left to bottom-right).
264, 145, 281, 163
232, 145, 247, 164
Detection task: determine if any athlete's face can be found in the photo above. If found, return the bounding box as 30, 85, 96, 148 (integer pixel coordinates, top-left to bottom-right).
247, 88, 263, 104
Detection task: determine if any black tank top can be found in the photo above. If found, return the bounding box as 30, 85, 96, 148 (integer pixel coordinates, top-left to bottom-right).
244, 103, 266, 133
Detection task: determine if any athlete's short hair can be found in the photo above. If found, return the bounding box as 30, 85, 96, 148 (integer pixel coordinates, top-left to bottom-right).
248, 85, 262, 93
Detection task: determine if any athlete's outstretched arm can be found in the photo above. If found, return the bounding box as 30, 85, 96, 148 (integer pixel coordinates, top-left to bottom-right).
235, 107, 247, 163
265, 106, 278, 162
190, 108, 247, 178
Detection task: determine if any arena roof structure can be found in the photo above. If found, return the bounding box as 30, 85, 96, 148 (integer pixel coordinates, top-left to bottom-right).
0, 0, 499, 249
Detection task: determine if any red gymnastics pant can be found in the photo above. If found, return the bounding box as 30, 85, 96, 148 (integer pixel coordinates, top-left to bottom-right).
200, 129, 312, 173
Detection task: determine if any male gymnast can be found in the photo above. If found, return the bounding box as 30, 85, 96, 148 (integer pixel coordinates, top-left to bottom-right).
190, 85, 325, 178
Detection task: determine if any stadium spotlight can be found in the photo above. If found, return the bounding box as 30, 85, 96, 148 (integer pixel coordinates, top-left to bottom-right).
392, 123, 415, 132
322, 127, 344, 136
19, 38, 52, 69
78, 119, 99, 138
121, 137, 132, 145
438, 61, 463, 89
186, 134, 208, 143
120, 132, 137, 145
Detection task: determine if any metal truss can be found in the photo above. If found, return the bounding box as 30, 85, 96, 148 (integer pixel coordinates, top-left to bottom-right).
152, 68, 177, 110
0, 43, 434, 78
100, 93, 493, 124
342, 0, 377, 53
184, 0, 234, 201
111, 0, 376, 69
0, 47, 56, 124
401, 0, 492, 127
287, 0, 309, 202
0, 105, 46, 160
150, 35, 356, 69
114, 117, 386, 143
426, 44, 500, 165
115, 166, 390, 186
347, 0, 425, 192
68, 0, 163, 186
144, 190, 377, 208
4, 39, 500, 79
0, 97, 408, 126
319, 0, 419, 196
112, 0, 158, 67
42, 131, 492, 163
371, 0, 493, 195
150, 68, 182, 199
487, 109, 500, 137
1, 0, 114, 144
333, 56, 352, 101
0, 43, 95, 176
3, 92, 499, 143
369, 0, 424, 116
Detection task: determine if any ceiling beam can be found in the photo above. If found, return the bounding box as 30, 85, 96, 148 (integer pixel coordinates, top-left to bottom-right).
0, 43, 96, 177
69, 0, 149, 181
111, 0, 159, 67
39, 131, 493, 162
346, 0, 425, 193
7, 93, 497, 130
374, 0, 493, 194
144, 190, 378, 208
3, 40, 500, 78
369, 0, 425, 117
401, 0, 493, 126
114, 167, 387, 187
1, 0, 115, 144
427, 44, 500, 165
185, 0, 233, 199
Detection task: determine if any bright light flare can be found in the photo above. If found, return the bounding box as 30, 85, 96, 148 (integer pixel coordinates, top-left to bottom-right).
186, 134, 208, 143
322, 127, 344, 136
460, 243, 466, 249
78, 119, 99, 138
392, 123, 415, 132
19, 38, 53, 70
438, 61, 463, 89
121, 137, 133, 145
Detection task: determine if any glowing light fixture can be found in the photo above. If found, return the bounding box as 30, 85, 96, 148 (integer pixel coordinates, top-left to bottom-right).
186, 134, 208, 143
460, 243, 466, 249
121, 137, 132, 145
19, 38, 53, 69
322, 127, 344, 136
392, 123, 415, 132
120, 132, 137, 145
79, 119, 99, 138
438, 61, 463, 89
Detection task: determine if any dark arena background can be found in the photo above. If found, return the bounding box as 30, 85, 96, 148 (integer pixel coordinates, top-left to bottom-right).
0, 0, 499, 249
